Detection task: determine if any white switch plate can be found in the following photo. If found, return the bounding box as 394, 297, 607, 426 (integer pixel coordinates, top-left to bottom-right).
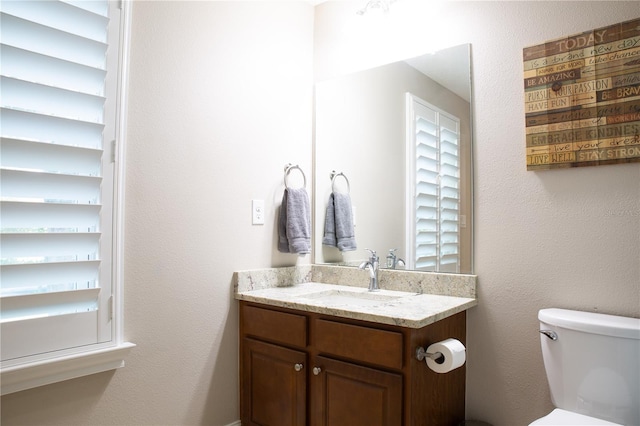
252, 199, 265, 225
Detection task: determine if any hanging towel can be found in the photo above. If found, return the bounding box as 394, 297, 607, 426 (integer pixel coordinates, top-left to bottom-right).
322, 192, 357, 252
278, 187, 311, 255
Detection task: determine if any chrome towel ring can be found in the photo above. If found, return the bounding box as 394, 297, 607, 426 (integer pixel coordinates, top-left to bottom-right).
284, 163, 306, 189
330, 171, 350, 194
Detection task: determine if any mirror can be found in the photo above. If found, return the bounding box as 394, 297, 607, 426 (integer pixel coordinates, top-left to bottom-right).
313, 44, 473, 274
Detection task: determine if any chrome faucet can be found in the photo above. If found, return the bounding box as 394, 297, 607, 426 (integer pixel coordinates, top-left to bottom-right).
386, 248, 406, 269
358, 249, 380, 292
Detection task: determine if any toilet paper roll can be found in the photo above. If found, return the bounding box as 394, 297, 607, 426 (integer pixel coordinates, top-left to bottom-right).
425, 338, 466, 374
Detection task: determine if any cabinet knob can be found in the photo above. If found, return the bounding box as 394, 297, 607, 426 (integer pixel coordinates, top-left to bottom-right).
294, 363, 303, 372
312, 367, 322, 375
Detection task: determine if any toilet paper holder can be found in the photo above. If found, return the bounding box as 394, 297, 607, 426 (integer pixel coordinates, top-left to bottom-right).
415, 346, 444, 363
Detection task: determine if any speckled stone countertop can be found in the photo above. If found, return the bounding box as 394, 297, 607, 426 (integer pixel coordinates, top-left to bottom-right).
234, 265, 477, 328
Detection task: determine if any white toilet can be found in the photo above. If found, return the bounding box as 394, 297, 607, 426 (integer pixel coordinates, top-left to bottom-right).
530, 308, 640, 426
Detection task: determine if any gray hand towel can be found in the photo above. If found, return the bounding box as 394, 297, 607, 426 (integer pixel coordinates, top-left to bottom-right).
322, 193, 337, 247
277, 190, 290, 253
322, 192, 356, 252
278, 188, 311, 255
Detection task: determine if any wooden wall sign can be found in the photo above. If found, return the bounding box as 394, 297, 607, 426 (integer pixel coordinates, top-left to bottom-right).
524, 18, 640, 170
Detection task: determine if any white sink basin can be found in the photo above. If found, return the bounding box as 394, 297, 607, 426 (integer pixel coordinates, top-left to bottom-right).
299, 289, 413, 307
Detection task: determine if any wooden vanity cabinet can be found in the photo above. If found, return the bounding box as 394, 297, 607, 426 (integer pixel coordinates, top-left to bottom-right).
241, 303, 308, 426
311, 355, 403, 426
242, 338, 307, 426
240, 301, 466, 426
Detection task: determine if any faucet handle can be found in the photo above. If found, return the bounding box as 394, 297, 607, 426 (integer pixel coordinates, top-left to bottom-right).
364, 248, 378, 261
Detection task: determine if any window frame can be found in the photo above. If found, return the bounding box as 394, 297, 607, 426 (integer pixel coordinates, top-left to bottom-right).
405, 92, 461, 273
0, 0, 135, 395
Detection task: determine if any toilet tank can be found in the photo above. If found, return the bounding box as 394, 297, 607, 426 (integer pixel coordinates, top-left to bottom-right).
538, 308, 640, 425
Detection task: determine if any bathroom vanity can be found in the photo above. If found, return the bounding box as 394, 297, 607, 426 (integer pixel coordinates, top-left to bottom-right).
235, 265, 477, 426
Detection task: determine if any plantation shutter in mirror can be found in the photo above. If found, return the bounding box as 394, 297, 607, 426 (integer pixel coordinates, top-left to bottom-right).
0, 0, 118, 363
438, 114, 461, 271
406, 93, 460, 273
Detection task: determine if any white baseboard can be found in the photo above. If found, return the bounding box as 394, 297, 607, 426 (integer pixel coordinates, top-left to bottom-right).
225, 421, 241, 426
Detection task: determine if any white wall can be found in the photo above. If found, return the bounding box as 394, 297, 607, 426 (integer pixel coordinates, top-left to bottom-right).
314, 1, 639, 424
0, 2, 314, 425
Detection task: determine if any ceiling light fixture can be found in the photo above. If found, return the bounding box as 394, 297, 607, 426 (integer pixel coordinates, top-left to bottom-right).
356, 0, 397, 16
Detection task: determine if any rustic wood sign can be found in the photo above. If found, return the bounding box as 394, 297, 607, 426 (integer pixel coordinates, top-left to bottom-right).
524, 18, 640, 170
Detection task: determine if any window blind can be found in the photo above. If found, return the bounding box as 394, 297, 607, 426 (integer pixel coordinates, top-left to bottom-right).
406, 93, 460, 273
1, 0, 118, 364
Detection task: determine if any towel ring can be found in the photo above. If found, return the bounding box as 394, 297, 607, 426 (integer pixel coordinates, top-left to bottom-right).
284, 163, 306, 189
330, 171, 350, 193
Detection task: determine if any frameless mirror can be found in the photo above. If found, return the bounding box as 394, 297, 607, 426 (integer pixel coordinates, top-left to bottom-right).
314, 44, 473, 274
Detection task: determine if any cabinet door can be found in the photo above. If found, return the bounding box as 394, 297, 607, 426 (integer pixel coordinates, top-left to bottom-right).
242, 338, 306, 426
311, 356, 402, 426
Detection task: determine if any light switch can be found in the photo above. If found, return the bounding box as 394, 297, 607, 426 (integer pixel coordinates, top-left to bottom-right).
252, 199, 265, 225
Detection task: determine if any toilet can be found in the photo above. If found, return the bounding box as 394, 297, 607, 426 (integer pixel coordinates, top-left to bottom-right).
530, 308, 640, 426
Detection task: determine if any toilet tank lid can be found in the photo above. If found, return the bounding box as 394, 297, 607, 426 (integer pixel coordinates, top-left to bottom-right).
539, 308, 640, 340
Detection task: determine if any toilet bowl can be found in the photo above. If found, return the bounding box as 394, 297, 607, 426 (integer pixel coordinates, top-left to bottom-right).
530, 408, 621, 425
530, 308, 640, 426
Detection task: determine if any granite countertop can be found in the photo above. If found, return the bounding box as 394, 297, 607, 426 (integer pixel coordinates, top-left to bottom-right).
234, 265, 477, 329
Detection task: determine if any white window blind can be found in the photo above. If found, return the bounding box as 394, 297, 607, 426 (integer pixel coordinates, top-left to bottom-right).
406, 93, 460, 273
1, 0, 130, 380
